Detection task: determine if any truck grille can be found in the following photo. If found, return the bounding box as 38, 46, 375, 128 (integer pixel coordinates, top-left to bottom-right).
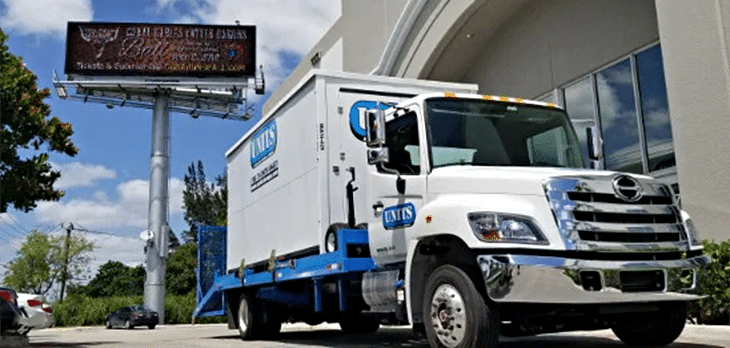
544, 175, 687, 252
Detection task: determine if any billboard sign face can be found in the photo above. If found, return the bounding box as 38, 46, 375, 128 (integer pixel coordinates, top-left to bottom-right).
65, 22, 256, 78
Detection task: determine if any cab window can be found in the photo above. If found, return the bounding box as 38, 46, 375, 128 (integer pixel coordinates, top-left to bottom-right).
383, 112, 420, 175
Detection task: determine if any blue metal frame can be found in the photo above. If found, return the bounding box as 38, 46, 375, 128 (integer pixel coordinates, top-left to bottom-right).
193, 228, 375, 320
194, 225, 228, 319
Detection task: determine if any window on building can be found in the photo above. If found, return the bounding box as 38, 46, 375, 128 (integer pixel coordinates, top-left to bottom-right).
563, 77, 595, 165
636, 45, 675, 172
596, 58, 643, 174
539, 43, 675, 183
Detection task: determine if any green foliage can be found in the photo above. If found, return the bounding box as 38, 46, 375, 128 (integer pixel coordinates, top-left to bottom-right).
166, 242, 197, 296
182, 160, 227, 243
53, 294, 143, 327
0, 28, 78, 213
3, 230, 94, 294
690, 239, 730, 324
53, 292, 225, 326
79, 261, 145, 298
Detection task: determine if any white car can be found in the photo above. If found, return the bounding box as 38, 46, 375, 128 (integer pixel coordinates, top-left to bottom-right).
16, 293, 54, 333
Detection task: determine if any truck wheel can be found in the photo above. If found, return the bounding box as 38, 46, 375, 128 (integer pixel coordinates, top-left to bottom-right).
423, 265, 499, 348
339, 314, 380, 334
325, 223, 348, 253
237, 294, 281, 340
237, 293, 261, 340
611, 302, 687, 346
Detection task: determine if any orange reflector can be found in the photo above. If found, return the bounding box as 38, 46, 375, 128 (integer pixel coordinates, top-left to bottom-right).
444, 92, 456, 98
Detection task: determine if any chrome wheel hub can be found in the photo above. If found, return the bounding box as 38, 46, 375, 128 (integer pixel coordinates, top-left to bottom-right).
430, 284, 466, 347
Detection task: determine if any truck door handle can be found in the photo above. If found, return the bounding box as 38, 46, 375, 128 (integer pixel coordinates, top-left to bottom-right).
372, 201, 384, 213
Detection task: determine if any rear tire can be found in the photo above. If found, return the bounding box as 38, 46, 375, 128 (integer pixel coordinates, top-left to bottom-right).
105, 319, 112, 329
148, 324, 156, 330
423, 265, 499, 348
124, 319, 133, 330
325, 223, 348, 253
237, 293, 281, 340
611, 302, 687, 346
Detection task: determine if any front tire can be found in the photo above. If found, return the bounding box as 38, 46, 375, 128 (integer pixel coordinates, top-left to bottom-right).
423, 265, 499, 348
611, 302, 687, 346
124, 319, 133, 330
105, 319, 112, 329
148, 324, 156, 330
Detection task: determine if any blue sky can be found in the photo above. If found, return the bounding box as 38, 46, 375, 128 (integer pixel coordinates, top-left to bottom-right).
0, 0, 340, 283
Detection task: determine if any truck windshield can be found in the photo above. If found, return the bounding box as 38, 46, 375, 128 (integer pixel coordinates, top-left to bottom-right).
425, 97, 585, 169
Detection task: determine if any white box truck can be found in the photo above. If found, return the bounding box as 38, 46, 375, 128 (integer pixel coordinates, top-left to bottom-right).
194, 70, 710, 348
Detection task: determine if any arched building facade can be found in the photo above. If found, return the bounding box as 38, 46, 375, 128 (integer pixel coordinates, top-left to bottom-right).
266, 0, 730, 241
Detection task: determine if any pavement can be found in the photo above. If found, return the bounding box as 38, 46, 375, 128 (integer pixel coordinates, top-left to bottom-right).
8, 322, 729, 347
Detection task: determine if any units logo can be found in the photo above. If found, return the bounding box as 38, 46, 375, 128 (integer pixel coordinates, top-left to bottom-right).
382, 203, 416, 230
250, 121, 277, 168
349, 100, 391, 141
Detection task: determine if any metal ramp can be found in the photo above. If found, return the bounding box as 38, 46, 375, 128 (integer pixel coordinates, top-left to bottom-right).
193, 225, 231, 320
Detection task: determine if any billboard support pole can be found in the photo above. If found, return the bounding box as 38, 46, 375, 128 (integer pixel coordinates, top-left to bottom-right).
145, 90, 170, 324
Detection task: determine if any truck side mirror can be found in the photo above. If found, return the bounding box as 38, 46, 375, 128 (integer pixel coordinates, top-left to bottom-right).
586, 126, 602, 161
366, 108, 386, 148
368, 147, 389, 165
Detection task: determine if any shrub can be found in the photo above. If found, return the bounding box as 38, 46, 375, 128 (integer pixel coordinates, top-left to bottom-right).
53, 292, 225, 327
690, 239, 730, 324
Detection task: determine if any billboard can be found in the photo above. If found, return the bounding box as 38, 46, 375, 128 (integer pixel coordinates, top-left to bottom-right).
65, 22, 256, 78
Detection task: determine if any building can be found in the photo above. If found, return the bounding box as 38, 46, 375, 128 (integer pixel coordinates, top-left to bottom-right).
265, 0, 730, 242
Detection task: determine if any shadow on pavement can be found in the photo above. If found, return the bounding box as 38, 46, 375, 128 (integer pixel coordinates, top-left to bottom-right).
208, 328, 725, 348
502, 334, 725, 348
28, 342, 121, 347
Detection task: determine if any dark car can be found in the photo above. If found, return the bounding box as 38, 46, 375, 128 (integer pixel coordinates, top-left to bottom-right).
0, 287, 22, 333
105, 305, 158, 330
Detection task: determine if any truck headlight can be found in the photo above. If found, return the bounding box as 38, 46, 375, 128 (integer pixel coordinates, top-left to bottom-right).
467, 212, 548, 244
681, 211, 702, 247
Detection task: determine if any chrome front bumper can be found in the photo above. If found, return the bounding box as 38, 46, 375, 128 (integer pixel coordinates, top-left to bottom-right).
477, 254, 711, 304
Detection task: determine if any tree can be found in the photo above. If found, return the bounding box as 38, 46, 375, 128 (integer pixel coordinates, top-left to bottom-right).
80, 260, 145, 298
0, 28, 78, 213
3, 230, 93, 295
166, 242, 197, 295
181, 160, 227, 243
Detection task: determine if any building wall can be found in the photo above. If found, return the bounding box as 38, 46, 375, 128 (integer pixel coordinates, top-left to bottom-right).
457, 0, 659, 97
263, 0, 407, 115
656, 0, 730, 242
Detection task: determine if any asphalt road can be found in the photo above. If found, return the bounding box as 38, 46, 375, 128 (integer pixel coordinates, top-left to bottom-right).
21, 323, 730, 348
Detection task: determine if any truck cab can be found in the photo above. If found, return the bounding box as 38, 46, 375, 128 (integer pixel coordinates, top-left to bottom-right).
362, 92, 709, 347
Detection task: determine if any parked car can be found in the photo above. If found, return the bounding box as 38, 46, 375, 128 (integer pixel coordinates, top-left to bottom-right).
0, 287, 23, 334
16, 293, 54, 334
105, 305, 158, 329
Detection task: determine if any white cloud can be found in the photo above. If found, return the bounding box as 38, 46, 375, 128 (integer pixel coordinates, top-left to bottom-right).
155, 0, 341, 90
51, 162, 116, 189
34, 178, 185, 231
0, 0, 93, 37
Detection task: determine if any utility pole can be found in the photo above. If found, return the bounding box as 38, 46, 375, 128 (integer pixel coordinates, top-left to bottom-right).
59, 223, 72, 301
145, 90, 170, 324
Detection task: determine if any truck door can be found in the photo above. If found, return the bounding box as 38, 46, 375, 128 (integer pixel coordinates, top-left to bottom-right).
366, 107, 427, 266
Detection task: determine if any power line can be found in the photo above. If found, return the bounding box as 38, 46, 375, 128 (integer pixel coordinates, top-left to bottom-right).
63, 222, 140, 240
0, 214, 25, 237
6, 214, 27, 234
